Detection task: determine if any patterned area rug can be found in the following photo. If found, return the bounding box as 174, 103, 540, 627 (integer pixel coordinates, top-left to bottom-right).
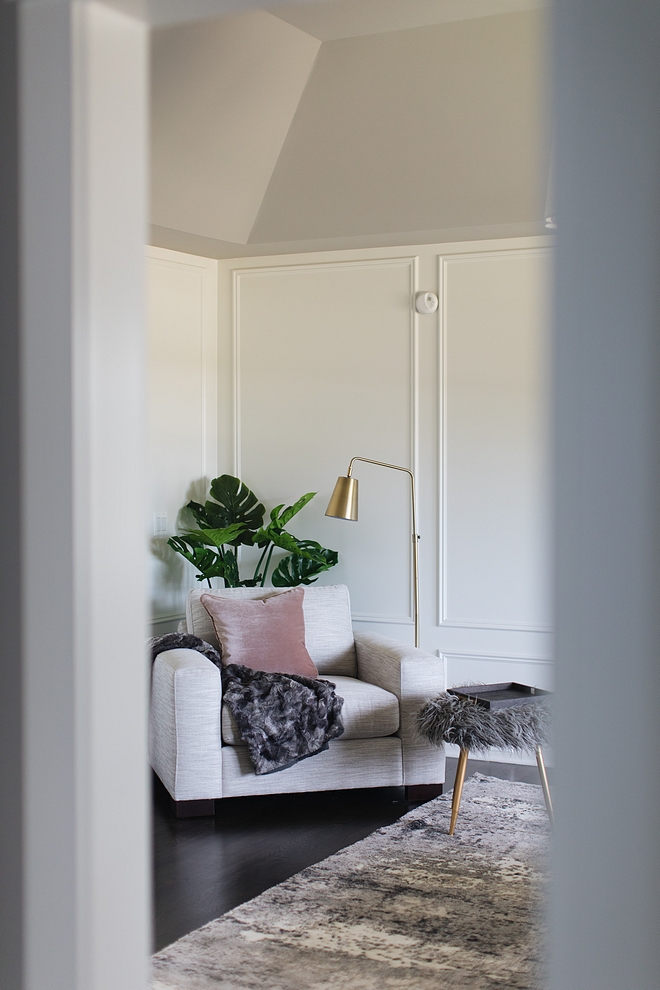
152, 774, 549, 990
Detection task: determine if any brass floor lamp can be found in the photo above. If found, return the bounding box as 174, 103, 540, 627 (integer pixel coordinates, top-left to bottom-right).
325, 456, 420, 648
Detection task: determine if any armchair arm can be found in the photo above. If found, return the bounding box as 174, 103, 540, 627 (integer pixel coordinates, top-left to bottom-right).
149, 649, 223, 802
354, 632, 446, 786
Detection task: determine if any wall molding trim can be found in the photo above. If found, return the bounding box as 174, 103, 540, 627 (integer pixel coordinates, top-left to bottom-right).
439, 619, 553, 633
232, 254, 419, 626
352, 613, 414, 625
437, 245, 552, 634
147, 245, 218, 482
440, 649, 553, 667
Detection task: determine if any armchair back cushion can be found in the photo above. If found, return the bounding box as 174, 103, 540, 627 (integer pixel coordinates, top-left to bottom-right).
186, 583, 358, 677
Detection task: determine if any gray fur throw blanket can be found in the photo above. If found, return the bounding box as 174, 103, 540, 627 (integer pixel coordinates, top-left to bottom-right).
150, 633, 344, 776
221, 663, 344, 775
149, 632, 222, 668
416, 692, 551, 754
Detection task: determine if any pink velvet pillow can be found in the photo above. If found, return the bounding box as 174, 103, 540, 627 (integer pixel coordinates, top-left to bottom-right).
199, 588, 318, 677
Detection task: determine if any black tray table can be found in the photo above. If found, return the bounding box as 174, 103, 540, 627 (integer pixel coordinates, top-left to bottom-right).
448, 682, 552, 711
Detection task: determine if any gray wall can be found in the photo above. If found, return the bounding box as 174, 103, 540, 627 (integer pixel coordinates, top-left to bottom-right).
551, 1, 660, 987
0, 4, 23, 987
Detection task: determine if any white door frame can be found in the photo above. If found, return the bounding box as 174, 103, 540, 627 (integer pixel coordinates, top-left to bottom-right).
2, 2, 273, 988
13, 4, 150, 988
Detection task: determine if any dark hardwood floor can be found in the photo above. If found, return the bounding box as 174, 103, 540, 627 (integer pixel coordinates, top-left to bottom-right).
153, 758, 548, 952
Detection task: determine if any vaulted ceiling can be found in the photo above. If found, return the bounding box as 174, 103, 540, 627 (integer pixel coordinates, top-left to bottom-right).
150, 0, 548, 257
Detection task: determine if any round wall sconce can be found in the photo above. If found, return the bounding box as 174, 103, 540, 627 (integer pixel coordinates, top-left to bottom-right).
415, 291, 439, 315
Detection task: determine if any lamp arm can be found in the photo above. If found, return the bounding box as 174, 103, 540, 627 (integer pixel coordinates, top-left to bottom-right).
345, 456, 420, 647
346, 456, 419, 537
347, 455, 411, 479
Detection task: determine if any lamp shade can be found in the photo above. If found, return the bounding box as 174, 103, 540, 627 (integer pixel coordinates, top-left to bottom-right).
325, 476, 358, 521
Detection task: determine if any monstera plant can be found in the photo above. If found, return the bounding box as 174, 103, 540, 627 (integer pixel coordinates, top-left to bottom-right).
167, 474, 338, 589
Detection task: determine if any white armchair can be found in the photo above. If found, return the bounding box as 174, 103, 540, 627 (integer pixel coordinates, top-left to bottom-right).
150, 584, 445, 817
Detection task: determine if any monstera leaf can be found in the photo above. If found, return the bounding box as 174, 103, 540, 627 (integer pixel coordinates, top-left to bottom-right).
166, 536, 227, 584
271, 543, 339, 587
252, 494, 317, 549
184, 523, 246, 548
252, 528, 317, 558
270, 493, 316, 529
220, 550, 240, 587
186, 499, 225, 530
185, 477, 264, 546
206, 475, 265, 545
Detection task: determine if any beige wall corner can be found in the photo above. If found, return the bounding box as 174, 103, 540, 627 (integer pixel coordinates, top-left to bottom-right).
151, 9, 320, 244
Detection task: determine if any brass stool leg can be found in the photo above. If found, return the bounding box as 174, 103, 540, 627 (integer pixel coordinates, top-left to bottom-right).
449, 747, 469, 835
535, 745, 554, 826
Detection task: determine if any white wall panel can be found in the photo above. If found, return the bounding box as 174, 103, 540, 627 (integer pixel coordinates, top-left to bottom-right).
234, 258, 417, 625
147, 246, 217, 628
440, 248, 551, 631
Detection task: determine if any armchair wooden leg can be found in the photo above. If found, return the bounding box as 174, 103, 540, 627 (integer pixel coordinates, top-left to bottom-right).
170, 798, 215, 819
449, 747, 469, 835
535, 745, 554, 826
405, 784, 443, 802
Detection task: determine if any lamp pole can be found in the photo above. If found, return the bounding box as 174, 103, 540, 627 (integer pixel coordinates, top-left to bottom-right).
326, 456, 420, 648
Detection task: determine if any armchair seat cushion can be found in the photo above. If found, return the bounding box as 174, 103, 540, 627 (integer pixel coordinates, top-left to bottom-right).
221, 674, 399, 746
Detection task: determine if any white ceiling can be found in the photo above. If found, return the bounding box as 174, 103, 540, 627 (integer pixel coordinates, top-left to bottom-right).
268, 0, 545, 41
151, 3, 549, 254
250, 10, 547, 243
